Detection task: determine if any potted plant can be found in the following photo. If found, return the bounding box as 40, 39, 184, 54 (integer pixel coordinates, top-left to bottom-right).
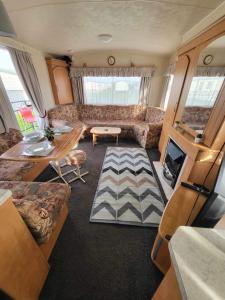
195, 133, 204, 144
44, 126, 55, 142
174, 120, 180, 128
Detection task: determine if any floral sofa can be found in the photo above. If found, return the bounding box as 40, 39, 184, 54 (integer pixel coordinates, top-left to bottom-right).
0, 180, 70, 245
0, 128, 34, 181
48, 104, 165, 148
181, 106, 213, 130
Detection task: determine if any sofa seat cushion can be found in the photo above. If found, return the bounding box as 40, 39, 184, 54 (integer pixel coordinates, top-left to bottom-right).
82, 119, 147, 130
0, 160, 34, 181
0, 181, 71, 244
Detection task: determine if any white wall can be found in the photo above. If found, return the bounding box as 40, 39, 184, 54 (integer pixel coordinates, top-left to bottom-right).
72, 50, 170, 107
0, 36, 54, 129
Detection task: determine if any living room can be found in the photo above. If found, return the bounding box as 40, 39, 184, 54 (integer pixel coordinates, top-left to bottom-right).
1, 1, 225, 300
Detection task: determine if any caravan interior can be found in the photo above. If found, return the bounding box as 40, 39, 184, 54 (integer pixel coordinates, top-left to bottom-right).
0, 1, 225, 299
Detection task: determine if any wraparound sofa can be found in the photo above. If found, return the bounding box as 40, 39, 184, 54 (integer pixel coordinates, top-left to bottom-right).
48, 104, 165, 148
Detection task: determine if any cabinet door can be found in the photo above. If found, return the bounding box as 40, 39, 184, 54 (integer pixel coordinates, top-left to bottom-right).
53, 66, 73, 104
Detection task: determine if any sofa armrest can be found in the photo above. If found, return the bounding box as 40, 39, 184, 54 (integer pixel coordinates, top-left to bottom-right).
8, 128, 23, 145
145, 122, 163, 149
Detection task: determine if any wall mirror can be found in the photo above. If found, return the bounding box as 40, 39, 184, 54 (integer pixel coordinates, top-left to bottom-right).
180, 35, 225, 134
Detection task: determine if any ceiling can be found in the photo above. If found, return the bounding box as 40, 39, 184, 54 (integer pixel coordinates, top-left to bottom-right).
2, 0, 225, 55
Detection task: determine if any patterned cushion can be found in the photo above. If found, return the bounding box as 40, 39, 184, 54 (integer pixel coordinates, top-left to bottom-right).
48, 104, 79, 124
0, 128, 23, 155
0, 181, 71, 244
66, 150, 86, 166
0, 160, 34, 181
78, 104, 146, 121
145, 107, 165, 123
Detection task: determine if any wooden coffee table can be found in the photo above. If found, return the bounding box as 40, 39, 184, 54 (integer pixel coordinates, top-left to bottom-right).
90, 127, 121, 146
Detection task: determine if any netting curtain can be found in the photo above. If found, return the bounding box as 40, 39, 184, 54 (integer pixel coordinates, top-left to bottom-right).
70, 66, 155, 105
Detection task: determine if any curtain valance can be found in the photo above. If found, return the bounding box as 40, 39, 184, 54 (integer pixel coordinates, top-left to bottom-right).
196, 66, 225, 77
70, 66, 155, 78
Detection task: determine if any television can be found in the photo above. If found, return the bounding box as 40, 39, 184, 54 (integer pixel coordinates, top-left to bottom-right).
0, 1, 16, 38
194, 153, 225, 227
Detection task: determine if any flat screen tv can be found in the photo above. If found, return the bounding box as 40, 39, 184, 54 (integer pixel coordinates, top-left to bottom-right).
194, 153, 225, 227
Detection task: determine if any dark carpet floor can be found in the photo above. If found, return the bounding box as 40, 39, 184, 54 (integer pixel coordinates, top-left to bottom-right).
39, 137, 163, 300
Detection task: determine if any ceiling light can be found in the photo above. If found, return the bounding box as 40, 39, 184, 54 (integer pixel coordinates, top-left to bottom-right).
98, 34, 112, 43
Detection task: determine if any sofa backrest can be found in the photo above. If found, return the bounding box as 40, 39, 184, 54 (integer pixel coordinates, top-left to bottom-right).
0, 129, 23, 155
48, 104, 79, 124
77, 105, 147, 121
145, 107, 165, 123
181, 106, 212, 126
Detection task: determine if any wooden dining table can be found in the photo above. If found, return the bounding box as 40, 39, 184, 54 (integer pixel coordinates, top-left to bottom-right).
0, 125, 85, 183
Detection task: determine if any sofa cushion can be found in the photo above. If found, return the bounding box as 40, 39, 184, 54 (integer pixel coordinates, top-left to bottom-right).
0, 181, 71, 244
78, 105, 146, 121
0, 160, 34, 181
145, 107, 164, 123
48, 104, 79, 124
0, 128, 23, 155
83, 119, 143, 130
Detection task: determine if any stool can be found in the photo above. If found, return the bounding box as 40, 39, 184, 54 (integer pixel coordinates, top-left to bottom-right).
65, 150, 89, 183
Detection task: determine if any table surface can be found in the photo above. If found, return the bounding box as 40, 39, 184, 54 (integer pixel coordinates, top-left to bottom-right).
0, 126, 84, 162
90, 127, 121, 135
169, 226, 225, 300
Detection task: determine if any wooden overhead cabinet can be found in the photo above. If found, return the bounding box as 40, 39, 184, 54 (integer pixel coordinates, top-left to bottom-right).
46, 58, 74, 105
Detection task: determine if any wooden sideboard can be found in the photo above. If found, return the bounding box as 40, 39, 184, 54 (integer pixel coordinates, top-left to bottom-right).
46, 58, 74, 105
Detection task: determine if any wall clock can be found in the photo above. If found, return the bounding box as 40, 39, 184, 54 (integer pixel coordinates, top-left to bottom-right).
203, 54, 213, 65
107, 56, 115, 66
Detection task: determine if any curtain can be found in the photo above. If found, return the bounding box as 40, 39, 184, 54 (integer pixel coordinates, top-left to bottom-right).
71, 76, 84, 104
70, 66, 155, 78
139, 77, 152, 105
7, 47, 46, 127
70, 66, 155, 105
196, 66, 225, 77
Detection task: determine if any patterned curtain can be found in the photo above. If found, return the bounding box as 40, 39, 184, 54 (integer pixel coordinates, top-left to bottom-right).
71, 76, 84, 104
139, 77, 152, 105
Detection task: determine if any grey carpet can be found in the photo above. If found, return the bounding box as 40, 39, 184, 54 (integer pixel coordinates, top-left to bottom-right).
38, 137, 163, 300
90, 147, 165, 226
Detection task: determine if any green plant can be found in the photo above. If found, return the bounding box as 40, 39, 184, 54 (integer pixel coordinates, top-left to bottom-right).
44, 127, 55, 141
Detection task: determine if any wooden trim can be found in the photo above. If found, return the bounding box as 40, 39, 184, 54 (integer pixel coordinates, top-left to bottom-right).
22, 161, 49, 181
40, 203, 69, 259
178, 18, 225, 55
0, 195, 49, 300
203, 80, 225, 147
151, 233, 171, 275
152, 265, 182, 300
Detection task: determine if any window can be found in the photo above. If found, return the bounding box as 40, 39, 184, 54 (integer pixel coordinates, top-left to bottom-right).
83, 76, 141, 105
0, 48, 39, 133
186, 76, 224, 107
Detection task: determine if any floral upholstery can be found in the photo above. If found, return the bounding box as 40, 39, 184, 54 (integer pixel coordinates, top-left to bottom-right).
77, 104, 147, 121
47, 104, 165, 149
48, 104, 79, 124
0, 160, 34, 181
0, 128, 35, 181
0, 181, 71, 244
66, 149, 86, 166
181, 106, 212, 130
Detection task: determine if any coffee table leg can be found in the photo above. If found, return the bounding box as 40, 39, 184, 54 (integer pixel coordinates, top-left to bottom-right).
116, 134, 119, 145
93, 134, 97, 146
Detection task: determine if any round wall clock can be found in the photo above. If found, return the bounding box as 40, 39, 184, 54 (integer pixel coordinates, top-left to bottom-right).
107, 56, 115, 66
203, 54, 213, 65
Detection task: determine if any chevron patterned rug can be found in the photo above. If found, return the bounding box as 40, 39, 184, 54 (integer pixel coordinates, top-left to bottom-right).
90, 147, 165, 227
